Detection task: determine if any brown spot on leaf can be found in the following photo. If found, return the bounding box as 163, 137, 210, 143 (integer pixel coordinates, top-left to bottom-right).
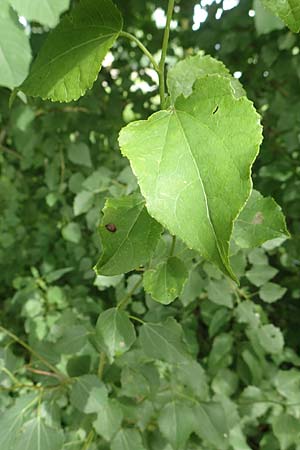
252, 212, 264, 225
105, 223, 117, 233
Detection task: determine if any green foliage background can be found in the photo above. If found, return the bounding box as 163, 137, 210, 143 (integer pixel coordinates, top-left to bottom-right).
0, 0, 300, 449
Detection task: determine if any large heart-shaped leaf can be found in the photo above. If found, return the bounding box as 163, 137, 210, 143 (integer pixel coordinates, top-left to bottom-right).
260, 0, 300, 33
119, 75, 263, 280
20, 0, 123, 101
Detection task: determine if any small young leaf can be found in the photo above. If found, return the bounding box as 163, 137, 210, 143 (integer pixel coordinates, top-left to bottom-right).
95, 308, 136, 362
20, 0, 123, 101
260, 0, 300, 33
232, 190, 289, 249
95, 194, 162, 276
143, 256, 188, 305
119, 76, 263, 281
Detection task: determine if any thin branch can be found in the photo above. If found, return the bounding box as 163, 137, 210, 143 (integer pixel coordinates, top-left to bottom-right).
158, 0, 175, 108
120, 31, 160, 72
0, 326, 66, 380
117, 278, 143, 310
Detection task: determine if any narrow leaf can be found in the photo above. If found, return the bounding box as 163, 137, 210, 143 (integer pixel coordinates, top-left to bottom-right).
20, 0, 123, 101
96, 194, 162, 276
119, 76, 262, 280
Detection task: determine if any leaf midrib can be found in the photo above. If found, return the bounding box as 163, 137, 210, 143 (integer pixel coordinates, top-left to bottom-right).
173, 109, 222, 262
32, 31, 117, 75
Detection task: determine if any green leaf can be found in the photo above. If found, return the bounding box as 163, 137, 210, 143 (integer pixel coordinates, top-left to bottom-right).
257, 324, 284, 354
62, 222, 81, 243
10, 0, 70, 28
70, 375, 108, 413
139, 317, 191, 364
246, 264, 278, 287
20, 0, 123, 101
260, 0, 300, 33
143, 256, 188, 305
111, 429, 145, 450
0, 4, 31, 89
167, 54, 245, 102
208, 333, 233, 375
272, 414, 300, 450
95, 308, 136, 362
235, 301, 261, 329
73, 191, 94, 216
95, 194, 162, 276
207, 279, 234, 308
193, 402, 230, 449
158, 401, 195, 450
0, 395, 36, 450
254, 0, 285, 35
93, 399, 123, 441
56, 325, 88, 354
119, 76, 262, 281
67, 143, 92, 167
15, 418, 64, 450
232, 190, 289, 249
259, 282, 287, 303
274, 369, 300, 402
